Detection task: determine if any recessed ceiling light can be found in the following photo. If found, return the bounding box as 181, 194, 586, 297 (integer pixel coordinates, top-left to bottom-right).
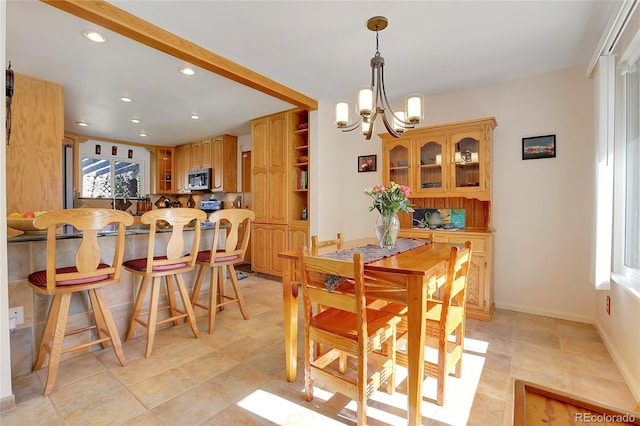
130, 118, 141, 124
190, 115, 199, 120
120, 97, 132, 103
139, 132, 148, 137
179, 67, 195, 76
82, 30, 106, 43
76, 121, 89, 127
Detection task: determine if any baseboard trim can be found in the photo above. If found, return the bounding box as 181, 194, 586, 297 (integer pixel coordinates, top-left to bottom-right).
494, 302, 594, 324
593, 318, 640, 402
0, 394, 16, 413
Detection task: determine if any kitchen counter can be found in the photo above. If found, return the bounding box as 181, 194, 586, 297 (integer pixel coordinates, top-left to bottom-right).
7, 221, 221, 243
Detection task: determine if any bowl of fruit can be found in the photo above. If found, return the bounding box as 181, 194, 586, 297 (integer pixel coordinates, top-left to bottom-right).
7, 211, 47, 234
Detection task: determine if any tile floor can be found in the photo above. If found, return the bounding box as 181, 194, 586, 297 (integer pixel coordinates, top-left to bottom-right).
2, 272, 638, 425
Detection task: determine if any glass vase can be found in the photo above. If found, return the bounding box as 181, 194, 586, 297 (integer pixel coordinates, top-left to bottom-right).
375, 213, 400, 249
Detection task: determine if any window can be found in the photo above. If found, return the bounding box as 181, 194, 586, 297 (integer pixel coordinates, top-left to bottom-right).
620, 58, 640, 280
81, 157, 142, 198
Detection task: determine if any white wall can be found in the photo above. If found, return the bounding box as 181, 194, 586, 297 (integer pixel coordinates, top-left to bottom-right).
314, 65, 596, 323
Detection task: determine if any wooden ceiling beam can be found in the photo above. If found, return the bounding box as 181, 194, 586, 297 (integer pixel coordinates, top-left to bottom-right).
41, 0, 318, 111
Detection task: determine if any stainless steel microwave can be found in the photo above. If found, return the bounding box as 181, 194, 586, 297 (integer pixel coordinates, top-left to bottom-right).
187, 168, 211, 190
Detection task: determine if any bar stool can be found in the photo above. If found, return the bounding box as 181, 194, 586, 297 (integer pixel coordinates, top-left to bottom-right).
190, 209, 255, 333
124, 208, 206, 357
27, 208, 133, 396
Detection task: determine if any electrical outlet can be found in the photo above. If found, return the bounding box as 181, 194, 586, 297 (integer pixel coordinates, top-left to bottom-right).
9, 306, 24, 326
606, 295, 611, 315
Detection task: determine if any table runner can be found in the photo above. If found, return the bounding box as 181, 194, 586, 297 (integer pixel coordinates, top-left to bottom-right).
319, 238, 430, 291
320, 238, 429, 264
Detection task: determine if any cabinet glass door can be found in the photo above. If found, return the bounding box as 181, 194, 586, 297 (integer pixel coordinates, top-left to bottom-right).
452, 131, 482, 191
416, 137, 445, 194
384, 140, 411, 187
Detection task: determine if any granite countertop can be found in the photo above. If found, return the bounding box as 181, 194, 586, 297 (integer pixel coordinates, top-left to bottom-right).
7, 222, 221, 243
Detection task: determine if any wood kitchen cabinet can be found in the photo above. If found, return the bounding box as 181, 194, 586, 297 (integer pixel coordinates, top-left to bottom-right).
156, 147, 174, 194
251, 108, 310, 276
384, 117, 497, 320
251, 223, 287, 275
6, 73, 64, 214
211, 134, 238, 193
174, 144, 190, 192
252, 112, 287, 224
190, 138, 212, 170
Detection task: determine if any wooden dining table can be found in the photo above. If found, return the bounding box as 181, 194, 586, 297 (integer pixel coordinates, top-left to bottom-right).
278, 237, 456, 426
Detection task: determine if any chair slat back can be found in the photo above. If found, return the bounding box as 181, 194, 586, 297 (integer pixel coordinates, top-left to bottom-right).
33, 208, 134, 291
207, 209, 256, 262
311, 233, 344, 256
140, 208, 207, 272
440, 241, 472, 327
301, 250, 365, 316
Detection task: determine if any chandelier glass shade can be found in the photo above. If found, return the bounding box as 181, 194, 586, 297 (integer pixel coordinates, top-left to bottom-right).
335, 16, 423, 140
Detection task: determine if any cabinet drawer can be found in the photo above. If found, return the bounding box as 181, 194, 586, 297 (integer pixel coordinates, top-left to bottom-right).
444, 235, 485, 255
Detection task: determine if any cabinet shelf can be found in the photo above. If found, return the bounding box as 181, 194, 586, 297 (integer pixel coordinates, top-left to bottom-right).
294, 162, 308, 168
420, 164, 442, 169
455, 161, 480, 167
294, 128, 308, 135
390, 166, 409, 171
293, 145, 309, 151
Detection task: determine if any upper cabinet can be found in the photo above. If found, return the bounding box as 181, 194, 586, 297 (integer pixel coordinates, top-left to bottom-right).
174, 134, 237, 193
211, 134, 238, 193
156, 147, 175, 194
6, 73, 64, 213
381, 117, 496, 201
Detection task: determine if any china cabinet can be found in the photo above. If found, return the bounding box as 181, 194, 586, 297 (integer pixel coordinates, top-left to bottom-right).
383, 117, 497, 320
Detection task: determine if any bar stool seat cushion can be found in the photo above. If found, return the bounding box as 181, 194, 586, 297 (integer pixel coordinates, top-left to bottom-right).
196, 250, 240, 263
28, 263, 111, 286
124, 256, 187, 271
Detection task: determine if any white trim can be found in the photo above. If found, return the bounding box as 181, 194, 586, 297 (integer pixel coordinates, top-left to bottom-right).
592, 56, 616, 290
494, 302, 594, 325
588, 0, 639, 77
594, 318, 640, 400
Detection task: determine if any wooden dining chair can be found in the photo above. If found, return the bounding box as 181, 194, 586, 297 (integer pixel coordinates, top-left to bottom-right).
190, 208, 255, 333
27, 208, 134, 395
310, 232, 343, 255
300, 249, 400, 426
124, 208, 207, 357
382, 240, 472, 405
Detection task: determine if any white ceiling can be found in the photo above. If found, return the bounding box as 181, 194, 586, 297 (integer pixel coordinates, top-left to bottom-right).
6, 1, 619, 147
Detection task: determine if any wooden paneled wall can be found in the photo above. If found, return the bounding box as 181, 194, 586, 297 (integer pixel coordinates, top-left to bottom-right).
398, 197, 491, 229
6, 73, 64, 214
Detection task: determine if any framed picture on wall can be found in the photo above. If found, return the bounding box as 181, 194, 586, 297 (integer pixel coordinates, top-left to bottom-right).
522, 134, 556, 160
358, 155, 377, 172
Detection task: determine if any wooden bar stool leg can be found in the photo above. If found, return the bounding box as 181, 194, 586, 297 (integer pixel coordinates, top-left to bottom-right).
145, 277, 161, 358
165, 275, 181, 327
228, 264, 249, 320
217, 267, 225, 311
191, 265, 206, 308
175, 273, 199, 338
33, 295, 62, 371
208, 266, 220, 334
126, 275, 149, 342
43, 293, 71, 396
88, 289, 110, 349
93, 288, 127, 366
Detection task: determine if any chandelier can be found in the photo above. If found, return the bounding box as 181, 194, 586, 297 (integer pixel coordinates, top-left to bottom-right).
335, 16, 423, 140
